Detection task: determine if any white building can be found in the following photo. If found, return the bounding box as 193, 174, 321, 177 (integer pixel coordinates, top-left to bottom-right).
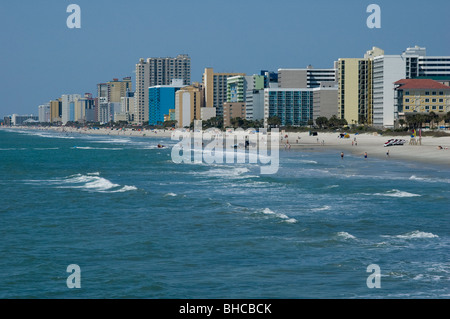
38, 103, 51, 123
372, 55, 407, 128
245, 89, 265, 121
11, 114, 39, 126
61, 94, 81, 124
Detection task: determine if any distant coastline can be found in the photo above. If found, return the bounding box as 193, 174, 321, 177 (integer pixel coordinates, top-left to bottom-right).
2, 125, 450, 167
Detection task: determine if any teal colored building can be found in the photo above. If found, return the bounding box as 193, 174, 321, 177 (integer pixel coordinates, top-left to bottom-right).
227, 75, 265, 103
148, 80, 185, 125
264, 89, 314, 126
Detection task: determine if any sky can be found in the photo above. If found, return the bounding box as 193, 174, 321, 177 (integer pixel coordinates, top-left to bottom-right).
0, 0, 449, 116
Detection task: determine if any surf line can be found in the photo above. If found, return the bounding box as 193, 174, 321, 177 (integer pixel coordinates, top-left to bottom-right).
171, 120, 279, 175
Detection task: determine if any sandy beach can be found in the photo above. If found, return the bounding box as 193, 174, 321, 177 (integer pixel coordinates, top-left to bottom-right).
281, 131, 450, 167
4, 126, 450, 167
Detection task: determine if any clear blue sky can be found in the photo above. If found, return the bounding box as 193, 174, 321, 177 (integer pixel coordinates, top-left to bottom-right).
0, 0, 449, 116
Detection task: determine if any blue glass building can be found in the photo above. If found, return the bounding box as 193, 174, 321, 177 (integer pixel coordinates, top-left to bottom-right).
148, 81, 185, 125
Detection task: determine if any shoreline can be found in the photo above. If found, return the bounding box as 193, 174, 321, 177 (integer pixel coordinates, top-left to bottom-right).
2, 126, 450, 168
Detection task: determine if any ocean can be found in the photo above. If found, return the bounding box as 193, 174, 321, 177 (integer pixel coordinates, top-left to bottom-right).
0, 128, 449, 299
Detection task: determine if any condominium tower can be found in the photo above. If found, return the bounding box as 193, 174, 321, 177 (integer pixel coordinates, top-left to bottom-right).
337, 58, 373, 126
278, 66, 337, 89
135, 54, 191, 124
202, 68, 245, 117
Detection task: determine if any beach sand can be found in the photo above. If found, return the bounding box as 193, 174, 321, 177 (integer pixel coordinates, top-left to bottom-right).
4, 126, 450, 167
279, 131, 450, 167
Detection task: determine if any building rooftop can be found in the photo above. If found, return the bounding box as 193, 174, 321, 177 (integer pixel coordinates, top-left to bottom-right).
394, 79, 450, 90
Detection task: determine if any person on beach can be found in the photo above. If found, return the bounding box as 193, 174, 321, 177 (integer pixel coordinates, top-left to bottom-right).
341, 152, 344, 159
386, 150, 390, 157
364, 152, 368, 159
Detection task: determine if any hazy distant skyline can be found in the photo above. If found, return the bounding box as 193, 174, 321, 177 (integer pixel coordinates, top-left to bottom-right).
1, 0, 449, 116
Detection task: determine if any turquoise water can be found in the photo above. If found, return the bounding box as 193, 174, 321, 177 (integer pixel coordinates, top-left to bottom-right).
0, 128, 449, 299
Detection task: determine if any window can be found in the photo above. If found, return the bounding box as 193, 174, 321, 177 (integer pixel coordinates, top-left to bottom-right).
439, 106, 444, 110
432, 99, 437, 103
432, 106, 437, 110
425, 91, 430, 95
425, 99, 430, 103
439, 99, 444, 103
405, 106, 410, 110
405, 98, 410, 103
439, 91, 444, 95
425, 106, 430, 110
432, 92, 437, 95
405, 91, 410, 95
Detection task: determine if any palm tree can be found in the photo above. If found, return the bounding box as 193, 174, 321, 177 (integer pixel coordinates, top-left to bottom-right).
267, 116, 282, 128
428, 112, 439, 129
316, 117, 329, 129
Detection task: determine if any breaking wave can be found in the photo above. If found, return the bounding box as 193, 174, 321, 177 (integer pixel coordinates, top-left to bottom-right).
261, 208, 297, 224
25, 173, 137, 193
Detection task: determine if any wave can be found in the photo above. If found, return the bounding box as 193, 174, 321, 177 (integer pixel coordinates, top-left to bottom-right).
25, 173, 137, 194
261, 208, 297, 224
336, 232, 356, 240
197, 166, 259, 180
19, 131, 76, 139
72, 146, 123, 150
298, 160, 318, 164
93, 138, 132, 144
371, 189, 421, 198
409, 175, 450, 184
164, 193, 177, 197
392, 231, 439, 240
311, 205, 331, 212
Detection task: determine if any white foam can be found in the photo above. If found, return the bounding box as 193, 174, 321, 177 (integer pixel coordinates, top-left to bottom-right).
299, 160, 318, 164
372, 189, 421, 198
23, 131, 76, 139
73, 146, 123, 150
94, 138, 132, 144
262, 208, 297, 224
34, 173, 138, 194
410, 175, 450, 184
394, 231, 439, 240
111, 185, 138, 193
337, 232, 356, 240
165, 193, 177, 197
199, 166, 259, 180
311, 205, 331, 212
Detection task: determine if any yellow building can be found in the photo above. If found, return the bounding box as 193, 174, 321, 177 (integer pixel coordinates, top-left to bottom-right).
395, 79, 450, 114
175, 83, 205, 128
202, 68, 245, 117
338, 58, 373, 125
49, 98, 62, 123
107, 77, 132, 103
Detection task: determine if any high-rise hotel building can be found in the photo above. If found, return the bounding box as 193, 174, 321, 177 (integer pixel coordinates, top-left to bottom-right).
202, 68, 245, 117
278, 66, 337, 89
337, 58, 373, 126
135, 54, 191, 124
339, 46, 450, 128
